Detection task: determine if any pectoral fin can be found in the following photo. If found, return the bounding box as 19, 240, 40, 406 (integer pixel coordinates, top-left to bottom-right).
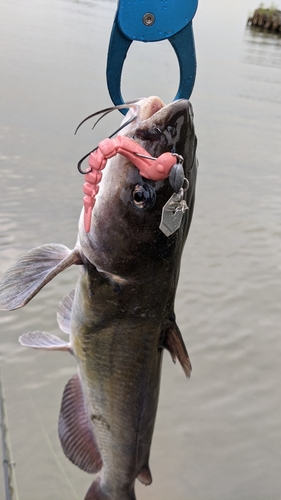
0, 244, 82, 311
59, 374, 102, 474
19, 331, 71, 352
164, 323, 192, 377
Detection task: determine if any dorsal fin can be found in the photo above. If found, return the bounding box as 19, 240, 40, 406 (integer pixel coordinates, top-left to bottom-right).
58, 374, 102, 473
0, 244, 82, 311
163, 323, 192, 377
57, 290, 75, 334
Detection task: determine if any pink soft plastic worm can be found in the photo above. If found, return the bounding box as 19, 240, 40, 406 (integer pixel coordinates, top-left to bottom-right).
82, 135, 178, 232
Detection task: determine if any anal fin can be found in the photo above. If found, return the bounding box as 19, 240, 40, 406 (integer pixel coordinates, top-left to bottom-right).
59, 374, 102, 473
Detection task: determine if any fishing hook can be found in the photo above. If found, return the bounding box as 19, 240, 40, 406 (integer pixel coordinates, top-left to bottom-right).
77, 115, 137, 174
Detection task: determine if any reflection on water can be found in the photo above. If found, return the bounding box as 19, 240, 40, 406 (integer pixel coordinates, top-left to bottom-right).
0, 0, 281, 499
243, 25, 281, 67
240, 25, 281, 105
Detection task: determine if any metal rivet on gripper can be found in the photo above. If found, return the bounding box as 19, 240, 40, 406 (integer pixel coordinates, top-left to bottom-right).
142, 13, 155, 26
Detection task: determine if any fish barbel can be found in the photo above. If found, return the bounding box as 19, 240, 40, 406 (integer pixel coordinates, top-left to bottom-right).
0, 96, 198, 500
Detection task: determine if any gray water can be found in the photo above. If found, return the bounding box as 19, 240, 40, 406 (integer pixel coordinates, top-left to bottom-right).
0, 0, 281, 499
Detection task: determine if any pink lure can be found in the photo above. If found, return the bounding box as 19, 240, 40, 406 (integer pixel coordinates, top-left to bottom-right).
82, 135, 179, 233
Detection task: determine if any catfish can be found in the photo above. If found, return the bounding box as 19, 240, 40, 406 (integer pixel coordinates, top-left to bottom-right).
0, 96, 198, 500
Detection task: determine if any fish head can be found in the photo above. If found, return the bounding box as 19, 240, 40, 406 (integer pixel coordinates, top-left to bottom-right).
78, 96, 197, 280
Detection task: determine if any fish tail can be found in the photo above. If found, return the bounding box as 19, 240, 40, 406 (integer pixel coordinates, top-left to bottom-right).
84, 479, 109, 500
85, 478, 136, 500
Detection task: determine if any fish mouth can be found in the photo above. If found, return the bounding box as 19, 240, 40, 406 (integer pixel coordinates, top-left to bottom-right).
120, 96, 166, 133
123, 95, 191, 126
122, 96, 193, 160
136, 96, 166, 121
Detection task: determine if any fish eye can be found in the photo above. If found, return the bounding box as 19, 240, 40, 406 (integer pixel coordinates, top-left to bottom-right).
131, 183, 156, 210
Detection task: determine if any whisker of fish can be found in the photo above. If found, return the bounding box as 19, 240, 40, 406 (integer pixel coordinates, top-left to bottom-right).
74, 100, 140, 135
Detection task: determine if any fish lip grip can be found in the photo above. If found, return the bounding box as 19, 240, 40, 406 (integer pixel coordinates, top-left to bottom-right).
106, 0, 198, 114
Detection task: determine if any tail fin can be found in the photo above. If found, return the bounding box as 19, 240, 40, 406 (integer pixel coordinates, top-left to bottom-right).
84, 479, 110, 500
85, 478, 136, 500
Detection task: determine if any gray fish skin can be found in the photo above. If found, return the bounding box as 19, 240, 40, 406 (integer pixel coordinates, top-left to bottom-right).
0, 96, 197, 500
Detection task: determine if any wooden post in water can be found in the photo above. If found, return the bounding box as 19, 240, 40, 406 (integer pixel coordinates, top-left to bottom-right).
247, 6, 281, 32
